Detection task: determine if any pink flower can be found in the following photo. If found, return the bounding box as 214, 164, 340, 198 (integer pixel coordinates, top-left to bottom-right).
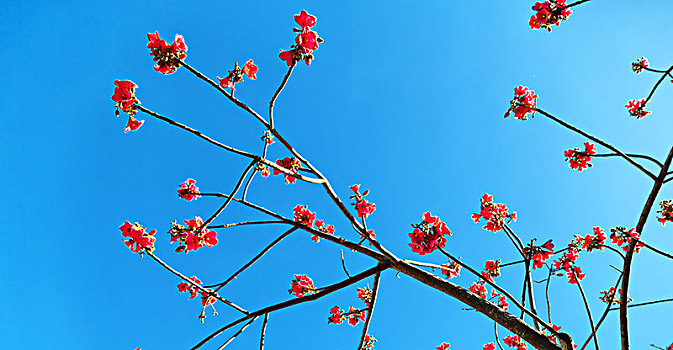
528, 1, 573, 32
177, 276, 202, 299
217, 59, 258, 91
469, 282, 488, 299
632, 57, 649, 74
294, 10, 317, 28
625, 98, 651, 119
472, 194, 517, 233
124, 116, 145, 133
293, 204, 316, 227
111, 80, 140, 116
177, 178, 201, 201
168, 216, 218, 253
279, 11, 322, 66
243, 59, 258, 80
409, 211, 452, 255
504, 335, 528, 350
350, 184, 376, 218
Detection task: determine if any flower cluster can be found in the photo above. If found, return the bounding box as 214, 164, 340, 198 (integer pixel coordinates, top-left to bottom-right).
625, 98, 651, 119
610, 226, 643, 252
504, 335, 528, 350
523, 239, 554, 269
471, 194, 517, 233
177, 277, 219, 323
147, 31, 187, 74
657, 200, 673, 226
362, 334, 377, 350
483, 344, 496, 350
528, 0, 573, 31
217, 59, 258, 91
111, 80, 144, 133
279, 10, 323, 66
437, 342, 451, 350
574, 226, 607, 252
409, 212, 452, 255
350, 184, 376, 219
328, 306, 366, 326
632, 57, 649, 74
564, 141, 597, 172
481, 259, 501, 282
293, 204, 316, 226
441, 259, 462, 279
168, 216, 218, 253
552, 241, 584, 284
262, 130, 275, 146
289, 274, 316, 297
497, 294, 510, 312
599, 286, 631, 305
469, 281, 488, 299
312, 219, 335, 242
177, 178, 200, 201
274, 157, 301, 184
357, 286, 373, 307
120, 221, 157, 254
505, 85, 538, 120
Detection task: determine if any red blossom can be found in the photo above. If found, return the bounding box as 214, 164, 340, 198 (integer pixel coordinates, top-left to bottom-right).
625, 98, 651, 119
576, 226, 607, 252
350, 184, 376, 218
564, 141, 597, 172
289, 274, 315, 297
347, 306, 366, 326
469, 282, 488, 299
657, 200, 673, 226
124, 116, 145, 133
312, 219, 335, 243
632, 57, 649, 74
362, 334, 377, 350
441, 260, 462, 279
328, 306, 343, 324
168, 216, 218, 253
566, 266, 585, 284
504, 335, 528, 350
111, 80, 140, 117
279, 10, 322, 66
294, 10, 317, 28
498, 295, 510, 312
505, 85, 537, 120
357, 287, 373, 307
217, 59, 258, 92
293, 204, 316, 227
437, 342, 451, 350
610, 226, 644, 252
523, 240, 554, 269
408, 211, 452, 255
472, 193, 517, 233
177, 178, 201, 201
273, 157, 301, 184
147, 31, 187, 74
528, 1, 573, 32
484, 344, 496, 350
119, 221, 156, 254
177, 276, 203, 299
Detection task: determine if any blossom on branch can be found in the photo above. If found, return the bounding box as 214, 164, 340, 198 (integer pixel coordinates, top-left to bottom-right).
599, 286, 631, 305
610, 226, 644, 252
504, 335, 528, 350
505, 85, 537, 120
441, 259, 462, 279
657, 200, 673, 226
574, 226, 607, 252
274, 157, 301, 184
350, 184, 376, 219
289, 274, 316, 297
408, 211, 452, 255
168, 216, 218, 253
177, 276, 203, 299
279, 10, 323, 66
631, 57, 649, 74
469, 282, 488, 299
111, 80, 144, 132
119, 221, 156, 254
625, 98, 651, 119
357, 286, 373, 307
217, 59, 258, 92
293, 204, 316, 227
528, 0, 573, 31
483, 344, 496, 350
177, 178, 200, 201
147, 31, 187, 74
564, 141, 597, 172
437, 342, 451, 350
362, 334, 377, 350
312, 219, 335, 243
523, 239, 554, 269
471, 193, 517, 233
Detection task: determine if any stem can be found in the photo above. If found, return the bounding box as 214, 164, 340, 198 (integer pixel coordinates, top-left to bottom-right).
269, 63, 296, 129
580, 274, 622, 350
610, 298, 673, 311
216, 316, 259, 350
526, 260, 541, 330
635, 239, 673, 260
591, 153, 663, 168
643, 65, 673, 105
259, 313, 268, 350
208, 220, 287, 229
620, 146, 673, 350
357, 272, 381, 350
341, 250, 352, 278
200, 160, 256, 230
571, 268, 599, 350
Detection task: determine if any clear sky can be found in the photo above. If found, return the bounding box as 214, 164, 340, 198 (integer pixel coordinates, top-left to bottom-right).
1, 0, 672, 349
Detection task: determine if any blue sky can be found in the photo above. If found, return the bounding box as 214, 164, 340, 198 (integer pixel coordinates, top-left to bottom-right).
1, 0, 672, 349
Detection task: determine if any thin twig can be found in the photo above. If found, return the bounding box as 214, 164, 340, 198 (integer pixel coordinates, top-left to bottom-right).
571, 268, 599, 350
269, 62, 296, 129
580, 274, 622, 350
341, 250, 351, 278
208, 220, 287, 229
259, 313, 269, 350
216, 316, 259, 350
609, 298, 673, 311
357, 272, 381, 350
592, 153, 663, 168
199, 160, 256, 230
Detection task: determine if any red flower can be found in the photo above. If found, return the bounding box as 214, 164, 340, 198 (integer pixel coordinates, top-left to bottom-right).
147, 31, 188, 75
312, 219, 335, 243
347, 306, 366, 326
528, 0, 573, 32
279, 49, 298, 66
469, 282, 488, 299
296, 30, 320, 51
504, 335, 528, 350
632, 57, 649, 74
119, 221, 156, 254
168, 216, 218, 253
564, 141, 597, 172
658, 200, 673, 226
505, 85, 537, 120
357, 287, 373, 307
177, 178, 200, 201
523, 240, 553, 269
111, 80, 140, 117
578, 226, 607, 252
484, 344, 496, 350
349, 184, 376, 218
610, 227, 644, 252
217, 59, 258, 92
362, 334, 377, 350
124, 116, 145, 133
625, 98, 651, 119
472, 193, 517, 233
328, 306, 343, 324
274, 157, 301, 184
437, 342, 451, 350
498, 295, 509, 312
177, 276, 203, 299
289, 274, 315, 297
441, 260, 461, 279
294, 10, 317, 28
566, 266, 585, 284
293, 204, 316, 227
409, 211, 452, 255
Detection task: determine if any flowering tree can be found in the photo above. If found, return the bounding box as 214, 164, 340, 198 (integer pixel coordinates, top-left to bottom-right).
112, 3, 673, 350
